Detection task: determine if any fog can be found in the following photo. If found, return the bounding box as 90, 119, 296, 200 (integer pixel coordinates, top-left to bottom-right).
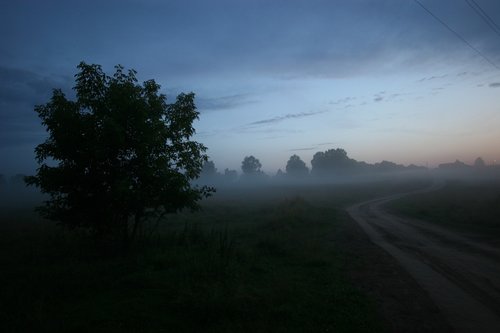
3, 150, 500, 210
194, 150, 500, 191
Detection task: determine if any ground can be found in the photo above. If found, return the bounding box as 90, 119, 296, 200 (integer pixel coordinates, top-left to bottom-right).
2, 177, 483, 332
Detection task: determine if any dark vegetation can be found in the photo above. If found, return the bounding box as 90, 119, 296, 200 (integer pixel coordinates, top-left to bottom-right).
198, 148, 429, 186
388, 179, 500, 241
25, 63, 213, 247
0, 181, 435, 332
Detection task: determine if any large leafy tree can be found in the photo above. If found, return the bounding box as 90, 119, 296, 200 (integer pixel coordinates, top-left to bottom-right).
26, 62, 213, 244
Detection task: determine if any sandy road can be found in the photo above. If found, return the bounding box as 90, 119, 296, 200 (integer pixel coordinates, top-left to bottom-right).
347, 181, 500, 332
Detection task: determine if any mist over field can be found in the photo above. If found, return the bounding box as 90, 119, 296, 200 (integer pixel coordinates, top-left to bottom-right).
2, 0, 500, 331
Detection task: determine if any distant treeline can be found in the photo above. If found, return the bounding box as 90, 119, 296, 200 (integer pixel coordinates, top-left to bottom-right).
2, 150, 495, 189
196, 148, 500, 185
198, 148, 429, 185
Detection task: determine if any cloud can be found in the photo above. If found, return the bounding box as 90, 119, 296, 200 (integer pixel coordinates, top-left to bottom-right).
0, 66, 70, 105
197, 93, 257, 111
489, 82, 500, 88
417, 74, 447, 82
373, 91, 385, 102
289, 146, 317, 151
329, 96, 356, 105
0, 66, 72, 150
248, 110, 325, 126
289, 141, 335, 152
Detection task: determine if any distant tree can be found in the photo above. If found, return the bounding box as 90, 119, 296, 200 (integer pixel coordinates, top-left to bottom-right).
311, 148, 357, 176
438, 160, 469, 170
285, 154, 309, 177
0, 174, 6, 187
373, 161, 405, 172
199, 160, 217, 178
26, 62, 213, 246
223, 168, 238, 183
241, 155, 262, 175
407, 164, 427, 171
275, 168, 285, 178
474, 157, 486, 168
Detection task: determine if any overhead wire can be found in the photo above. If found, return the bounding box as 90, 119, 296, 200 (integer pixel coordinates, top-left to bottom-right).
465, 0, 500, 38
413, 0, 500, 70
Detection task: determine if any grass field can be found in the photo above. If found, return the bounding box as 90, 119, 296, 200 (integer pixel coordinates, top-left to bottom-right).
0, 179, 430, 332
387, 179, 500, 240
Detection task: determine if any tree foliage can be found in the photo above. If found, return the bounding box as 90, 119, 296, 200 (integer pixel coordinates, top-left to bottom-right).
26, 62, 213, 244
311, 148, 357, 176
474, 157, 485, 168
241, 155, 262, 175
200, 160, 217, 178
285, 154, 309, 177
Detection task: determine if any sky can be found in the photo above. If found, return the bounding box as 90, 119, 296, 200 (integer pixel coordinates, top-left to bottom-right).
1, 0, 500, 175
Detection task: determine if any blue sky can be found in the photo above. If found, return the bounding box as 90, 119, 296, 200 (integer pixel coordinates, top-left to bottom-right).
1, 0, 500, 175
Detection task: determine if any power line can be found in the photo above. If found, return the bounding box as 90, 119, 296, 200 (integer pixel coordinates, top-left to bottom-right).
465, 0, 500, 38
413, 0, 500, 70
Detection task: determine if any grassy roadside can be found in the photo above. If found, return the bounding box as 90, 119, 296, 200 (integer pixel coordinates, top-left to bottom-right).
1, 192, 387, 333
386, 179, 500, 239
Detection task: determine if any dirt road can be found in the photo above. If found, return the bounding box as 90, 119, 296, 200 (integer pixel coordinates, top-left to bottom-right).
347, 181, 500, 332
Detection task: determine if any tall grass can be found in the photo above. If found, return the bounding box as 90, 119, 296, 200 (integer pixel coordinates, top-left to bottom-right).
0, 185, 395, 332
387, 179, 500, 237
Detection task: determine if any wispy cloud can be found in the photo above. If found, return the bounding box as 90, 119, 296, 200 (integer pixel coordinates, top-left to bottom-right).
417, 74, 447, 82
373, 90, 386, 102
489, 82, 500, 88
197, 93, 257, 111
289, 146, 317, 151
289, 141, 335, 152
329, 96, 356, 105
248, 110, 325, 126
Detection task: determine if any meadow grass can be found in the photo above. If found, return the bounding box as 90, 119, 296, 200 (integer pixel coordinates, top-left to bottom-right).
387, 179, 500, 239
0, 180, 430, 332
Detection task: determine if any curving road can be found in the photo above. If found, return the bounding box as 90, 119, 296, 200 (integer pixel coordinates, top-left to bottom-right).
347, 181, 500, 332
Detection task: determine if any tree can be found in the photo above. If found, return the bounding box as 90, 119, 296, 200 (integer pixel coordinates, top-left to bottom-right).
285, 154, 309, 177
474, 157, 486, 168
241, 155, 262, 175
311, 148, 357, 176
275, 168, 285, 178
26, 62, 213, 246
199, 160, 217, 178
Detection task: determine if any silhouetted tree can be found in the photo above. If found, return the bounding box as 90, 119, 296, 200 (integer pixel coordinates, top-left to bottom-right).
438, 160, 469, 170
474, 157, 486, 168
199, 160, 217, 178
26, 62, 213, 246
241, 155, 262, 175
373, 161, 405, 172
0, 174, 6, 187
285, 154, 309, 177
275, 168, 285, 178
311, 148, 357, 176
